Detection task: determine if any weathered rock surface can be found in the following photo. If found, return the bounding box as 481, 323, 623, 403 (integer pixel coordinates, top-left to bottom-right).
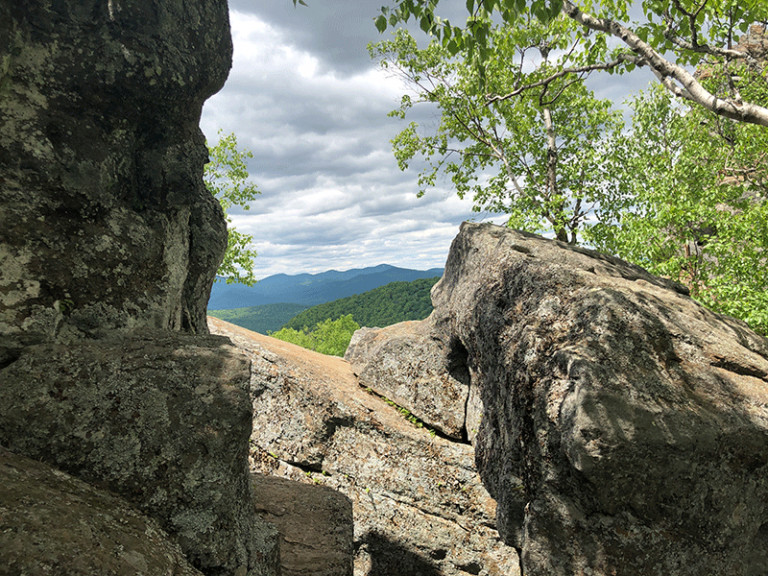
0, 0, 232, 367
0, 446, 205, 576
210, 316, 521, 576
0, 332, 279, 576
253, 473, 354, 576
345, 321, 475, 440
429, 222, 768, 575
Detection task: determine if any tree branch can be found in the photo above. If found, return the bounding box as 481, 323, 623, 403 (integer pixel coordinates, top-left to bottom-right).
486, 54, 644, 104
561, 0, 768, 127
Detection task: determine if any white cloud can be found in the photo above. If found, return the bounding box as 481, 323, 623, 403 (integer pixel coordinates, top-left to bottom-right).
201, 4, 656, 280
201, 9, 485, 279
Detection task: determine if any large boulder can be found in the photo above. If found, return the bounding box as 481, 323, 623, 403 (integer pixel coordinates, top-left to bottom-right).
0, 446, 205, 576
0, 332, 279, 576
434, 223, 768, 575
0, 0, 232, 367
210, 316, 521, 576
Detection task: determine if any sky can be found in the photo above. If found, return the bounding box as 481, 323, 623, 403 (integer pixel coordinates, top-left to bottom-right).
200, 0, 656, 279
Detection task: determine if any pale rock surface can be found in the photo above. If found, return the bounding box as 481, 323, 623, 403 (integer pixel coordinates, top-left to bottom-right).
209, 316, 521, 576
345, 321, 473, 440
436, 223, 768, 575
0, 446, 205, 576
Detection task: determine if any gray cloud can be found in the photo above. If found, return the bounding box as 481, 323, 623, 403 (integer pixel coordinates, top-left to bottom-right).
201, 3, 662, 279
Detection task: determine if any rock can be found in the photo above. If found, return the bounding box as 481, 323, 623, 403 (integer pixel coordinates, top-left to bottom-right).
0, 446, 205, 576
0, 0, 233, 365
252, 473, 354, 576
434, 222, 768, 575
0, 332, 280, 576
210, 316, 521, 576
345, 321, 472, 440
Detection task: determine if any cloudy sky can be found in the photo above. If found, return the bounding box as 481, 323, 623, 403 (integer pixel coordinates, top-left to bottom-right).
200, 0, 656, 279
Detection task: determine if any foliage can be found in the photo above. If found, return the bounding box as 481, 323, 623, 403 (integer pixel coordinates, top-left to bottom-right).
207, 303, 310, 334
374, 0, 768, 126
270, 314, 361, 357
205, 131, 260, 286
371, 24, 624, 242
283, 277, 440, 331
586, 78, 768, 335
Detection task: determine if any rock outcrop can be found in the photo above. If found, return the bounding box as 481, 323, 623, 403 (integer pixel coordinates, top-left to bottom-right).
0, 331, 280, 576
345, 321, 479, 441
210, 316, 521, 576
0, 2, 292, 575
0, 0, 232, 368
253, 473, 354, 576
0, 446, 205, 576
353, 222, 768, 576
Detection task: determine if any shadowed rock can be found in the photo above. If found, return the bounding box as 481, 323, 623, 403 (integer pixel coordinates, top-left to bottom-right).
0, 332, 279, 576
0, 446, 205, 576
253, 473, 354, 576
0, 0, 233, 367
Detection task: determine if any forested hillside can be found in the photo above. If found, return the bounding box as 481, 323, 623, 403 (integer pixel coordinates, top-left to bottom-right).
208, 303, 309, 334
282, 277, 440, 331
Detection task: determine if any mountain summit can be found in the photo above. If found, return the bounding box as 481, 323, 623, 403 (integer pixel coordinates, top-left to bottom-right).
208, 264, 444, 310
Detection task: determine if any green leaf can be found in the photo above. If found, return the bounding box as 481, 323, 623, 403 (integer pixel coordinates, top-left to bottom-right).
375, 15, 387, 33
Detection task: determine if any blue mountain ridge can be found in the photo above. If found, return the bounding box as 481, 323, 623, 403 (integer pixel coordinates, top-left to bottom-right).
208, 264, 444, 310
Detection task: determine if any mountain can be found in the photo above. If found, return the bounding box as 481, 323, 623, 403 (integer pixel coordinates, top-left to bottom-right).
208, 264, 444, 310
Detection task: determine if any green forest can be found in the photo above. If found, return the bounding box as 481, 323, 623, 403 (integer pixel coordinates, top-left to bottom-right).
208, 303, 309, 334
268, 277, 440, 356
282, 277, 440, 331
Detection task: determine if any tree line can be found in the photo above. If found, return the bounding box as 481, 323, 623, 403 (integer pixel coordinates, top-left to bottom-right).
269, 277, 440, 356
282, 277, 440, 331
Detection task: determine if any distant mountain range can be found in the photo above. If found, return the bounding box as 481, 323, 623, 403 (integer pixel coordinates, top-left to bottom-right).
208, 264, 445, 310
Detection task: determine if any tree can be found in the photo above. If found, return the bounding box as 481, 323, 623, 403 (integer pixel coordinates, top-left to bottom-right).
371, 20, 624, 243
271, 315, 361, 357
205, 131, 260, 286
586, 70, 768, 334
375, 0, 768, 127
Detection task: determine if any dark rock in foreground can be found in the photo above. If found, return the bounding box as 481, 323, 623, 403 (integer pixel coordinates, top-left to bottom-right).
0, 446, 204, 576
0, 332, 279, 576
0, 0, 232, 367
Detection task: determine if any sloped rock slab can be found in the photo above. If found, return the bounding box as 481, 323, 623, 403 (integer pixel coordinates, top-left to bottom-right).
0, 331, 279, 576
0, 446, 204, 576
253, 473, 354, 576
209, 317, 521, 576
436, 223, 768, 576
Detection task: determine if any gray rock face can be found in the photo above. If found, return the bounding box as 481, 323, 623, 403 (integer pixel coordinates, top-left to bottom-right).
0, 446, 205, 576
435, 223, 768, 575
0, 332, 279, 576
210, 317, 521, 576
0, 0, 232, 366
345, 321, 472, 440
253, 473, 354, 576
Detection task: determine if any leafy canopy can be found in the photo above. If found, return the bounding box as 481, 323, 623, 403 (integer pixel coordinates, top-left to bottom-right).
374, 0, 768, 127
587, 74, 768, 335
371, 18, 624, 243
204, 131, 260, 286
270, 314, 361, 357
